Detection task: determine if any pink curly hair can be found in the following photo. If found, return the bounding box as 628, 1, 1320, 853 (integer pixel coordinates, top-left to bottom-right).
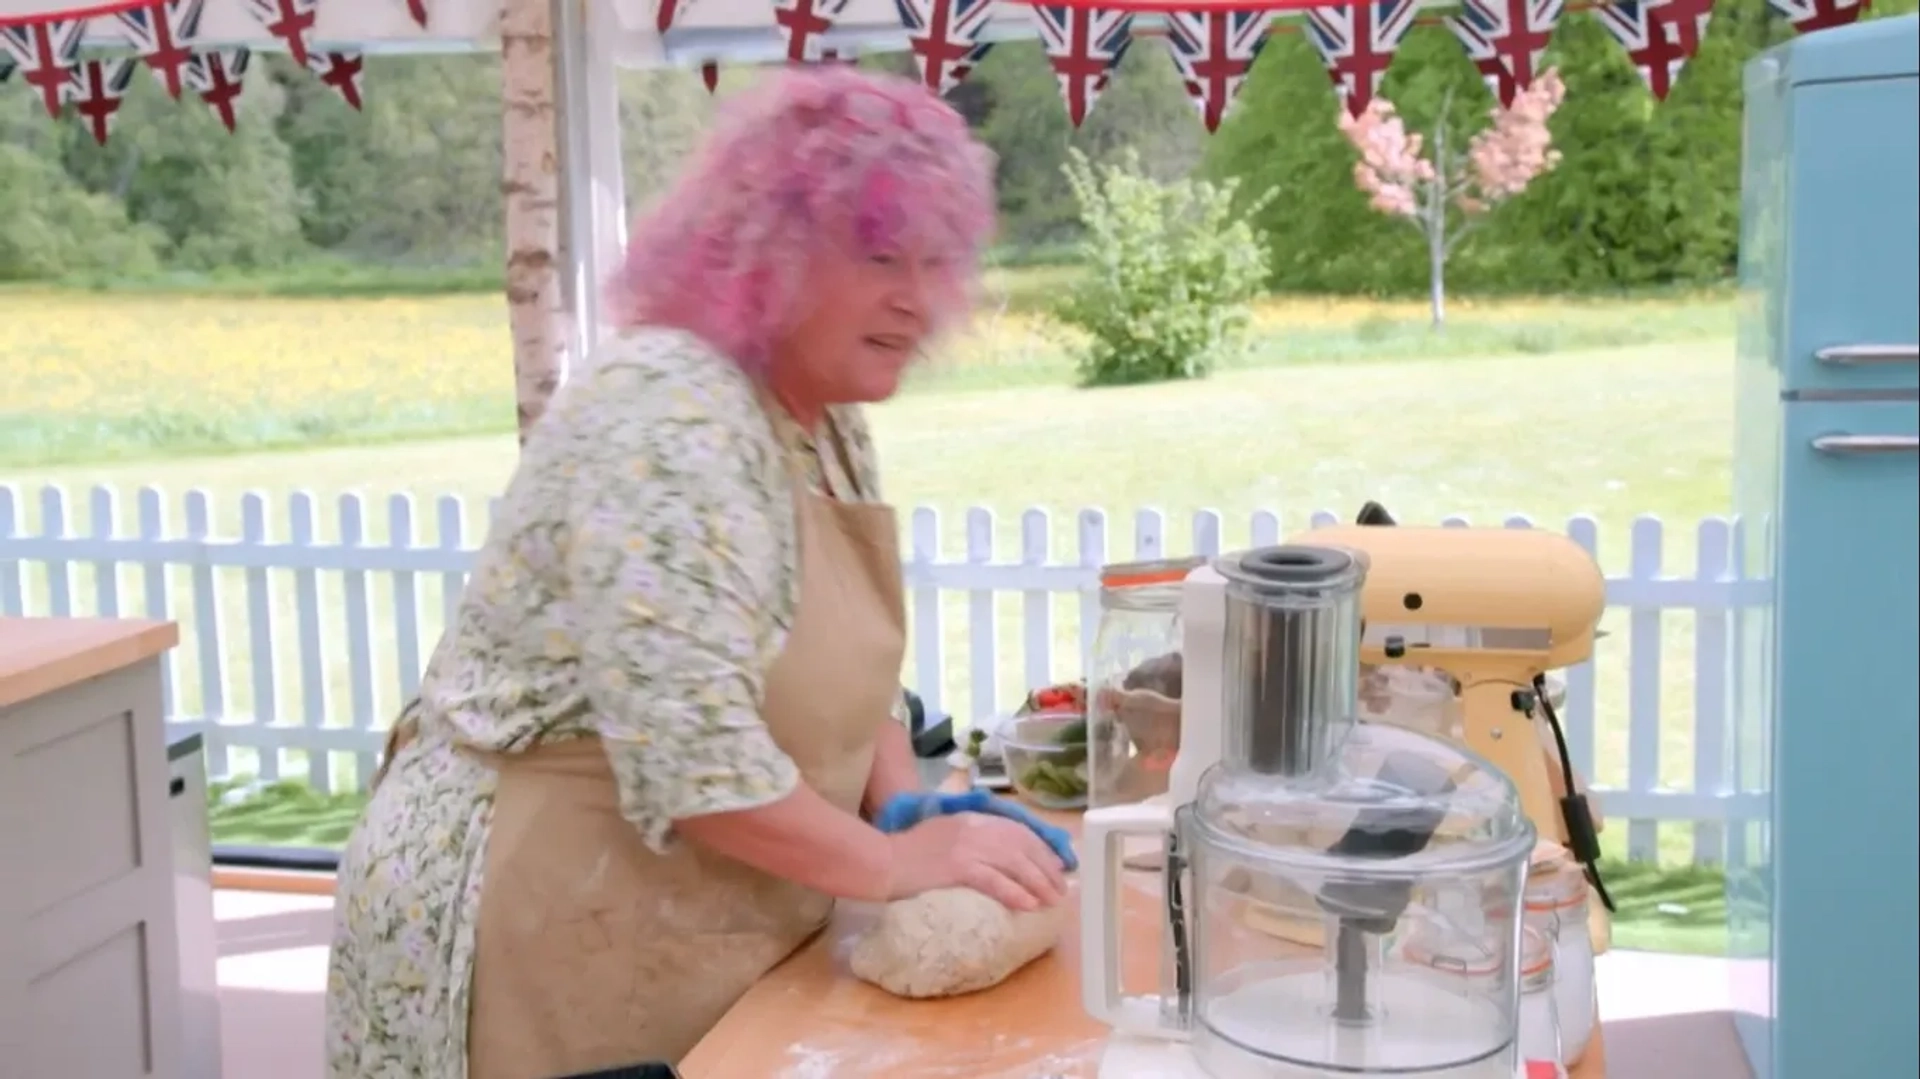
607, 66, 998, 374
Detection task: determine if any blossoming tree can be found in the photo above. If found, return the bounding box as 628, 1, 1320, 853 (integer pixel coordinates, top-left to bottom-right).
1337, 70, 1567, 329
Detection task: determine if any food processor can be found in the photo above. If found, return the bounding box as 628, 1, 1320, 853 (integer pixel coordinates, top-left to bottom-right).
1080, 545, 1538, 1078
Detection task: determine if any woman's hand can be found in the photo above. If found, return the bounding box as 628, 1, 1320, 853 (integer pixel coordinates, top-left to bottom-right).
873, 790, 1078, 871
883, 812, 1071, 913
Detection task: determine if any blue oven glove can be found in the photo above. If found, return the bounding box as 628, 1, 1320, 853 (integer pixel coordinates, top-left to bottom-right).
871, 790, 1079, 872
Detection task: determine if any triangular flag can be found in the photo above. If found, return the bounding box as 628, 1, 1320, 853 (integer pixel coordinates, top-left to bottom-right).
244, 0, 317, 67
0, 19, 86, 118
187, 48, 250, 132
117, 0, 206, 99
308, 50, 364, 110
1305, 0, 1422, 117
773, 0, 853, 64
1766, 0, 1870, 33
1165, 10, 1274, 133
1594, 0, 1715, 101
895, 0, 995, 96
1033, 5, 1135, 128
1446, 0, 1566, 107
65, 59, 139, 145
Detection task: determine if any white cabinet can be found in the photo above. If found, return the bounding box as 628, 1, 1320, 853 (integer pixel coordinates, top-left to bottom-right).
0, 620, 182, 1079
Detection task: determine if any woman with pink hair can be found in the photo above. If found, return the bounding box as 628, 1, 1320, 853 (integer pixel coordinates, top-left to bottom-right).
324, 67, 1076, 1078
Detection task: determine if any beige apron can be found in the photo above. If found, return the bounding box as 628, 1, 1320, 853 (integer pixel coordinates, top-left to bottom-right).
463, 415, 905, 1079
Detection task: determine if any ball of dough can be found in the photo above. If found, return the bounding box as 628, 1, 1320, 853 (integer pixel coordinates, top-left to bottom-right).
848, 887, 1067, 999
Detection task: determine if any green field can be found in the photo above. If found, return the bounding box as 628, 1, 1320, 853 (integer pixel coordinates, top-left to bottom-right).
3, 284, 1741, 953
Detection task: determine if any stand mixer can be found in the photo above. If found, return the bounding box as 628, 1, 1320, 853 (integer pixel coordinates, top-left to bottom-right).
1081, 545, 1539, 1079
1288, 515, 1615, 963
1287, 515, 1607, 858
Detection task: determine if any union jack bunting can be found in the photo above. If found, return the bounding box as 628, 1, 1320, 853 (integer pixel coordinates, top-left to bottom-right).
0, 51, 13, 86
1594, 0, 1715, 101
1033, 5, 1135, 128
117, 0, 206, 100
64, 59, 138, 146
1445, 0, 1564, 107
308, 51, 364, 110
656, 0, 697, 33
187, 47, 250, 132
895, 0, 995, 96
1, 19, 84, 118
245, 0, 318, 67
773, 0, 854, 63
1767, 0, 1870, 33
1165, 10, 1273, 133
1305, 0, 1421, 117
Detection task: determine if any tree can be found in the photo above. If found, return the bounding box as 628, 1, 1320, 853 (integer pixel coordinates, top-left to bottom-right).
1338, 70, 1565, 328
1052, 149, 1273, 387
500, 0, 569, 443
971, 39, 1205, 250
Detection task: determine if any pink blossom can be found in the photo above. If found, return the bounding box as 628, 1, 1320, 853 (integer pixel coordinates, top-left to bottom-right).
1335, 68, 1565, 222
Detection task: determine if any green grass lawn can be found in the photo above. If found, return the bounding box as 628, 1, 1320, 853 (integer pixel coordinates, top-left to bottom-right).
5, 287, 1742, 953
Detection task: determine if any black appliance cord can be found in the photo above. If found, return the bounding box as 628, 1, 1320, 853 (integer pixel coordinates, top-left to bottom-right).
1532, 672, 1616, 913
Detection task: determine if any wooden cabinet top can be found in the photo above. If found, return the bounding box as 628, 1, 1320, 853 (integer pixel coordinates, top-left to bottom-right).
0, 617, 179, 710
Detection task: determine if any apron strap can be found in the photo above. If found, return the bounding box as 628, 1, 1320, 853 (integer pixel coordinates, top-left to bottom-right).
817, 411, 871, 503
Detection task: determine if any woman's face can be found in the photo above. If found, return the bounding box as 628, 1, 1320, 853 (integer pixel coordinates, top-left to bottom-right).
776, 242, 941, 407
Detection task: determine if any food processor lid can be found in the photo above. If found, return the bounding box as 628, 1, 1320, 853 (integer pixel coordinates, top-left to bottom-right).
1193, 720, 1535, 879
1213, 545, 1366, 601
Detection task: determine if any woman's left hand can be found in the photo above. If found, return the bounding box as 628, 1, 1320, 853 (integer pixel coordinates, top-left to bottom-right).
873, 790, 1079, 873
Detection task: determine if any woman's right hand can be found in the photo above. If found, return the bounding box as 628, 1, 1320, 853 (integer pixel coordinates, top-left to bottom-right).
883, 812, 1071, 912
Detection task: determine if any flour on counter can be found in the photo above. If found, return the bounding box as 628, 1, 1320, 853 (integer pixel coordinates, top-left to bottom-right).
780, 1033, 1101, 1079
780, 1044, 848, 1079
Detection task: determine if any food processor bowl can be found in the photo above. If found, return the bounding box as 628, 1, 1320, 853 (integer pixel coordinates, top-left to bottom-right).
1181, 721, 1536, 1077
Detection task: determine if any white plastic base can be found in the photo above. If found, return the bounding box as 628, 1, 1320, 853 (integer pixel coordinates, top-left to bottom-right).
1096, 1036, 1536, 1079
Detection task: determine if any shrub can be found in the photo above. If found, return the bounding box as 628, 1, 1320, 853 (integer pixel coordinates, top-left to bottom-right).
1051, 149, 1274, 387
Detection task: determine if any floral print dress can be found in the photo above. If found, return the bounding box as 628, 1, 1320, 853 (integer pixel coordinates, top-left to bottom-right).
324, 327, 901, 1078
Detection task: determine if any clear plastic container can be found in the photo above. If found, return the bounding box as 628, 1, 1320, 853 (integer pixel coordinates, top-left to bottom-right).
1001, 712, 1090, 809
1358, 664, 1463, 740
1087, 557, 1202, 809
1526, 843, 1596, 1065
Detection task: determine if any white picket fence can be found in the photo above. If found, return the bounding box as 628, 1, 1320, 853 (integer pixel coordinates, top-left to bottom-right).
0, 483, 1764, 864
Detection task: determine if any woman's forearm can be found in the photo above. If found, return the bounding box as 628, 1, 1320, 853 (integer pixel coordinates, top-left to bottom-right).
862, 719, 924, 818
675, 784, 894, 902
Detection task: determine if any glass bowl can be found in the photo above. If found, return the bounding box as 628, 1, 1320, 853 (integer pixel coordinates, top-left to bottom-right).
1001, 712, 1091, 810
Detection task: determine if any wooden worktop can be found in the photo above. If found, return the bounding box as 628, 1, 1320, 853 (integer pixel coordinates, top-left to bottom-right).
682, 800, 1608, 1079
0, 616, 179, 711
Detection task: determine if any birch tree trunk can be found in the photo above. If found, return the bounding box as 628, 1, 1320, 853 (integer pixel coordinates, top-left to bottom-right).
501, 0, 571, 444
1426, 107, 1449, 330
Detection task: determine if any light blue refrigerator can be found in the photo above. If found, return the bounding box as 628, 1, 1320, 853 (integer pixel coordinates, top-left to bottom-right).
1730, 14, 1919, 1079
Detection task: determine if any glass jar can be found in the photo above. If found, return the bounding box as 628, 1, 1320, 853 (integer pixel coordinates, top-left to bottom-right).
1087, 557, 1202, 809
1357, 664, 1463, 739
1525, 843, 1596, 1065
1516, 926, 1566, 1076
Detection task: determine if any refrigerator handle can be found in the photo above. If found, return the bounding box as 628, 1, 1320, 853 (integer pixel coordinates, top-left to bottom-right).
1814, 344, 1920, 366
1811, 434, 1920, 455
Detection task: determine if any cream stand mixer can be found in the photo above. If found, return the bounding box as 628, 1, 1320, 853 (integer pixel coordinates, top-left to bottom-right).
1081, 545, 1540, 1079
1291, 518, 1614, 952
1292, 517, 1607, 858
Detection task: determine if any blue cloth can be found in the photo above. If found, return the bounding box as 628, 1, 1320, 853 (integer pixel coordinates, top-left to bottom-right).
871, 789, 1079, 872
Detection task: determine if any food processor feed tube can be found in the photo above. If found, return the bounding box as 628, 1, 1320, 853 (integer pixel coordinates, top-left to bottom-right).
1080, 545, 1539, 1079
